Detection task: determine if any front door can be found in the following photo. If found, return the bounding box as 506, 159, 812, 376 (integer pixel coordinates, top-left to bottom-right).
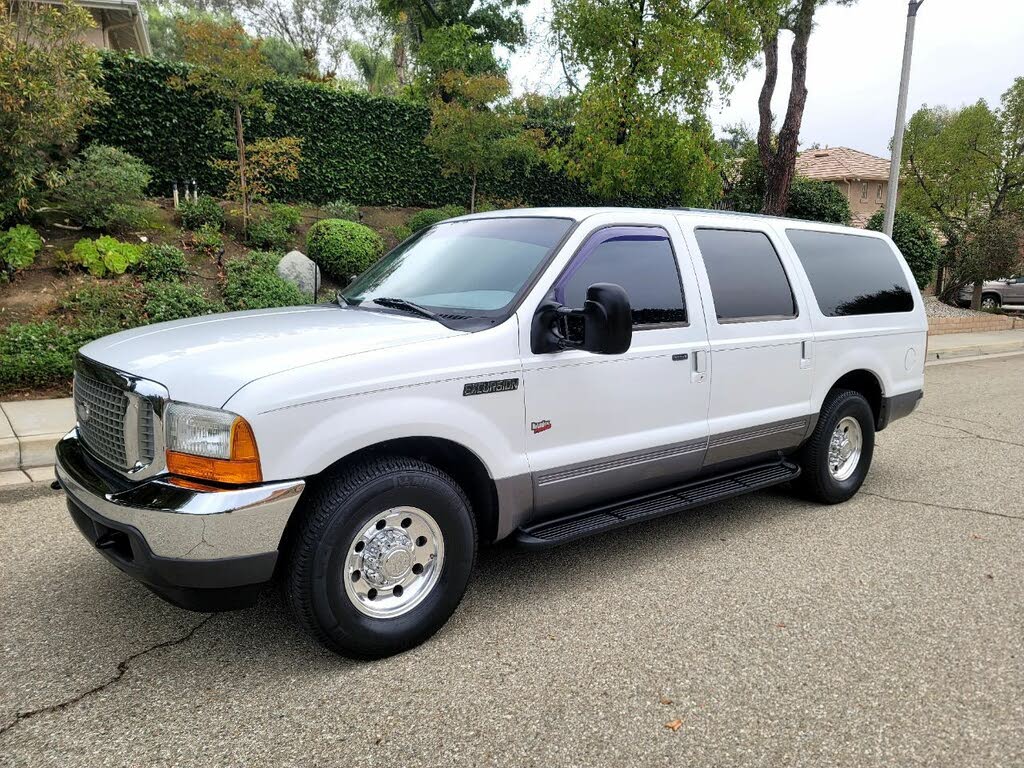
520, 219, 711, 518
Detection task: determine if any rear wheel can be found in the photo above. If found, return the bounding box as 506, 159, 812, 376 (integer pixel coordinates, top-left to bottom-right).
285, 456, 476, 658
794, 389, 875, 504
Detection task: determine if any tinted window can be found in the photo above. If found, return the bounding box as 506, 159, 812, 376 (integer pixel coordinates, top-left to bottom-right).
694, 229, 796, 321
786, 229, 914, 316
556, 228, 686, 329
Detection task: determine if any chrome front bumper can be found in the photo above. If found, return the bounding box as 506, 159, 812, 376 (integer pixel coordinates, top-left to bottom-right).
55, 430, 305, 610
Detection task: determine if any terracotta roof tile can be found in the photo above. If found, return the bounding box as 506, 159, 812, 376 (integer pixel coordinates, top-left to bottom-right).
795, 147, 890, 182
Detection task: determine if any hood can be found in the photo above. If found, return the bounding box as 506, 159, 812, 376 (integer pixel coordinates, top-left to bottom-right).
79, 304, 462, 406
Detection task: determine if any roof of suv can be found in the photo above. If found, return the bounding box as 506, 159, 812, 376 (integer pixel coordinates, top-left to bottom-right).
449, 206, 892, 239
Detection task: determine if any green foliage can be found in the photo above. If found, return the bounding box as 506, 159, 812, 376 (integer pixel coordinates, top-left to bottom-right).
415, 24, 504, 94
223, 251, 308, 310
261, 36, 315, 79
190, 224, 223, 257
0, 0, 107, 221
347, 41, 398, 95
69, 236, 144, 277
378, 0, 527, 59
306, 218, 384, 282
133, 243, 189, 281
179, 195, 225, 231
144, 281, 223, 323
58, 282, 146, 331
269, 202, 302, 230
867, 209, 940, 289
324, 199, 360, 220
247, 216, 291, 250
0, 322, 90, 393
550, 0, 764, 202
52, 144, 152, 231
1, 224, 43, 275
86, 54, 671, 208
786, 179, 851, 225
425, 72, 542, 210
408, 205, 468, 233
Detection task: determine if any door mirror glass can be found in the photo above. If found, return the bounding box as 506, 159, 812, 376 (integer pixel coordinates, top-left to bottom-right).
532, 282, 632, 354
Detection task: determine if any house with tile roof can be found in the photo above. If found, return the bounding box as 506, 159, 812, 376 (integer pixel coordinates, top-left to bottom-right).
13, 0, 151, 56
795, 147, 893, 228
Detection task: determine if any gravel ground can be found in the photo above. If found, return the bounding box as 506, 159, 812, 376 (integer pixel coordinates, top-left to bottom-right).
923, 295, 986, 318
1, 355, 1022, 767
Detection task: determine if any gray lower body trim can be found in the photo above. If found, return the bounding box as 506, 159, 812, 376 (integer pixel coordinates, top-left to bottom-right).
703, 417, 809, 467
532, 438, 708, 517
877, 389, 923, 430
494, 472, 536, 540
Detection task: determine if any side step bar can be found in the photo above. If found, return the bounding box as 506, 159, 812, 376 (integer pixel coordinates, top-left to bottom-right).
514, 460, 801, 550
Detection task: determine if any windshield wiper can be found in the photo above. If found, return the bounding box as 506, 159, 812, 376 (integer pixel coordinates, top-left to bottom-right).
369, 297, 443, 323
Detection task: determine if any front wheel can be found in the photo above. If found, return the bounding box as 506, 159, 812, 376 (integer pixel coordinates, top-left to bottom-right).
284, 456, 476, 658
794, 389, 875, 504
981, 294, 1000, 310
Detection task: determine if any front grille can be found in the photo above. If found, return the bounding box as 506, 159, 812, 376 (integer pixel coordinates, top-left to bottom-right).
74, 371, 130, 469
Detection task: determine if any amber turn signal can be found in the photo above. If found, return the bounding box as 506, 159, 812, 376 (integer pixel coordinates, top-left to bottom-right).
166, 418, 262, 485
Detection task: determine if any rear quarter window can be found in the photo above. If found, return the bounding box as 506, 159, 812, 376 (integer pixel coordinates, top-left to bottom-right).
785, 229, 914, 317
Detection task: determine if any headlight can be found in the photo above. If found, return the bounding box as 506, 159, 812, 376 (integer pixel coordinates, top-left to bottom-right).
164, 402, 262, 485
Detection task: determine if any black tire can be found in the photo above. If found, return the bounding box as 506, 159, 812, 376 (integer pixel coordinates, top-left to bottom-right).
981, 293, 1001, 310
794, 389, 875, 504
284, 456, 476, 658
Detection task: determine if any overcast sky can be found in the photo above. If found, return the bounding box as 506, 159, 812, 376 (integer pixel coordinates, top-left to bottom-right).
507, 0, 1024, 158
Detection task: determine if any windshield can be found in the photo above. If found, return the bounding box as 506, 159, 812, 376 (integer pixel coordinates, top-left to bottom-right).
343, 217, 573, 315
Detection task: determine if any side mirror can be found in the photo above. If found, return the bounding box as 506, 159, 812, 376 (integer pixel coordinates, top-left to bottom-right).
531, 282, 632, 355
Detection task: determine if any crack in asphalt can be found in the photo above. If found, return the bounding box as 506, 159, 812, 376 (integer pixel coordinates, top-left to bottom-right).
0, 614, 215, 739
909, 415, 1024, 450
861, 491, 1024, 521
915, 409, 1003, 431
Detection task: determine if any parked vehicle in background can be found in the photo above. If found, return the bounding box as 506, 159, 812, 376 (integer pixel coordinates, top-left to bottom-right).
957, 277, 1024, 309
56, 208, 927, 658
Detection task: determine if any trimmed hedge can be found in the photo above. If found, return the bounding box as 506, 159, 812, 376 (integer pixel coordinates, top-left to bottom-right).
867, 209, 939, 288
307, 219, 384, 283
408, 205, 467, 233
84, 53, 683, 208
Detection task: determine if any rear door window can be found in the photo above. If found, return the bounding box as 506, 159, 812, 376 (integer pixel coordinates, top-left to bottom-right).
693, 228, 797, 322
785, 229, 913, 316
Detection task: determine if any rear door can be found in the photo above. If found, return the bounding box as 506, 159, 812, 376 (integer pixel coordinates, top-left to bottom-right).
519, 214, 711, 517
680, 220, 815, 466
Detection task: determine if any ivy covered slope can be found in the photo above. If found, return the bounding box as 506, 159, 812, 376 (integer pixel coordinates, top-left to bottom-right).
84, 54, 681, 209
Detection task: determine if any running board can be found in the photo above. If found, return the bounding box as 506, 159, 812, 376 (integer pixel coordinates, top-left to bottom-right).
514, 460, 801, 550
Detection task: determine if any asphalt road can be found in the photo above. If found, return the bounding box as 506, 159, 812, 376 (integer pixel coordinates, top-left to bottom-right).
2, 355, 1022, 767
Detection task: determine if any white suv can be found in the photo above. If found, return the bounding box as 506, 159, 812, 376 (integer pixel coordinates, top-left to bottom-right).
57, 208, 927, 657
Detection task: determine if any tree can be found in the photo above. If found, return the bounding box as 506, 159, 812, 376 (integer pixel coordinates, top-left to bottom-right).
424, 71, 541, 211
347, 40, 397, 93
550, 0, 768, 203
786, 178, 850, 223
867, 208, 939, 288
177, 19, 275, 234
0, 0, 107, 221
756, 0, 855, 215
901, 78, 1024, 304
413, 23, 502, 97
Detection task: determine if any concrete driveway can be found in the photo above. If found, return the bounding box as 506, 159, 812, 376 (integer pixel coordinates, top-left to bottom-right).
1, 355, 1022, 767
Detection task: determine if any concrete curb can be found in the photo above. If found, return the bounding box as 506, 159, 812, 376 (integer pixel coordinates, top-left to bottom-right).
925, 329, 1024, 361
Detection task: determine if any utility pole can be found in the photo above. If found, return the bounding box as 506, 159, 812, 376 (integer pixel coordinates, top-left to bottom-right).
882, 0, 924, 236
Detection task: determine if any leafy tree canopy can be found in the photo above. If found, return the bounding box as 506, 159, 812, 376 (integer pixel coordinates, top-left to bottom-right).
867, 208, 939, 288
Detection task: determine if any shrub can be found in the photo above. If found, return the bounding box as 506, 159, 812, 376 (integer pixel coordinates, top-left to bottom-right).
179, 195, 225, 231
269, 202, 302, 231
223, 251, 308, 310
1, 225, 43, 278
786, 179, 851, 225
247, 216, 291, 251
306, 219, 384, 283
867, 209, 941, 289
144, 282, 223, 323
58, 282, 146, 331
69, 236, 143, 277
190, 224, 223, 258
407, 205, 467, 233
53, 145, 151, 231
324, 199, 359, 221
133, 243, 188, 281
0, 322, 81, 392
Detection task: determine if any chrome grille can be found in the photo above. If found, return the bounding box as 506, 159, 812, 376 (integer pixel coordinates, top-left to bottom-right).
138, 400, 156, 464
74, 372, 130, 469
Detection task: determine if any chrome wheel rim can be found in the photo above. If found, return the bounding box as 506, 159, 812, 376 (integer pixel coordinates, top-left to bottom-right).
981, 297, 997, 309
344, 506, 444, 618
828, 416, 863, 482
